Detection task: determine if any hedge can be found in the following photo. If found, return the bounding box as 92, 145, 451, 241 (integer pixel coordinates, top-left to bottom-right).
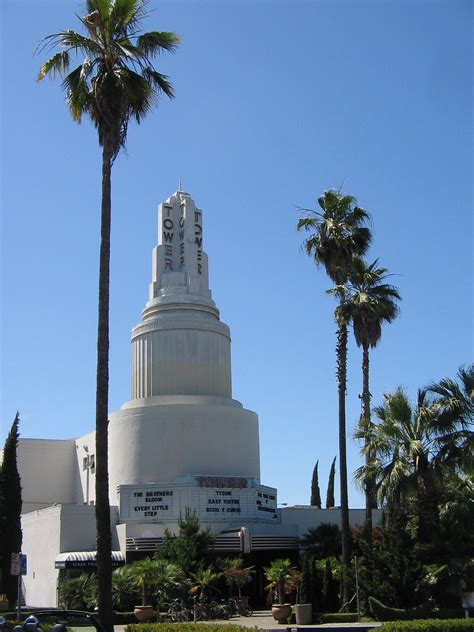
320, 613, 360, 623
378, 620, 474, 632
112, 612, 138, 625
125, 625, 261, 632
369, 598, 466, 623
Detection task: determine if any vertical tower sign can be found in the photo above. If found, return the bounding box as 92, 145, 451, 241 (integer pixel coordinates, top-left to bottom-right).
149, 190, 210, 303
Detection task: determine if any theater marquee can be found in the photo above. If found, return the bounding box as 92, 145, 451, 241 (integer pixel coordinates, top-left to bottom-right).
118, 477, 278, 523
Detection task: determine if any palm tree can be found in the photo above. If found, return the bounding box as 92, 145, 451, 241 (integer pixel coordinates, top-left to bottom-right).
264, 559, 298, 604
37, 4, 179, 629
190, 564, 221, 603
153, 560, 187, 610
128, 558, 160, 607
336, 257, 400, 533
357, 383, 473, 543
300, 523, 341, 560
297, 190, 371, 603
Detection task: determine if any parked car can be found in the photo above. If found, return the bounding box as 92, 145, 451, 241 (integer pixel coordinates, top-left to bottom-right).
13, 611, 104, 632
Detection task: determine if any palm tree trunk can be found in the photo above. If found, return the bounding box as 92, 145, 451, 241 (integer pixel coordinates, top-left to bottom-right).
361, 344, 374, 541
337, 321, 351, 605
95, 137, 114, 632
417, 460, 439, 544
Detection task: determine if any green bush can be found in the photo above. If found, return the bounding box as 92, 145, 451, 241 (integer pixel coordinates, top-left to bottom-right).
320, 613, 360, 623
433, 611, 466, 620
125, 625, 260, 632
369, 597, 431, 621
369, 597, 466, 622
112, 611, 138, 624
378, 620, 474, 632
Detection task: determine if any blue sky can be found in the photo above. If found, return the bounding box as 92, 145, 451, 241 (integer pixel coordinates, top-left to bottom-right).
1, 0, 472, 508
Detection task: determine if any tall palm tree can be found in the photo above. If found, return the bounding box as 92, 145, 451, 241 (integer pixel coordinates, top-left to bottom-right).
336, 257, 400, 534
37, 4, 179, 629
357, 383, 472, 543
297, 190, 371, 604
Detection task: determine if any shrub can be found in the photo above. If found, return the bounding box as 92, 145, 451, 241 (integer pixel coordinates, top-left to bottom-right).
59, 573, 97, 609
320, 613, 360, 623
370, 597, 433, 622
378, 620, 474, 632
112, 611, 138, 624
125, 625, 260, 632
369, 597, 467, 623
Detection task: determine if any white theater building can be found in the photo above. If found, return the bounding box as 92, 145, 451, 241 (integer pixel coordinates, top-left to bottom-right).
14, 190, 378, 607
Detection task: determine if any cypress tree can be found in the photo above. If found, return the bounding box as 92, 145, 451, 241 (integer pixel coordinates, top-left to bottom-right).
310, 556, 323, 613
322, 558, 339, 613
0, 412, 22, 606
310, 460, 322, 507
325, 456, 336, 508
299, 554, 311, 604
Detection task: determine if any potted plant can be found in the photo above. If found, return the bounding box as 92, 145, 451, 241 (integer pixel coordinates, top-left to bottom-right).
461, 564, 474, 617
295, 555, 313, 624
128, 559, 159, 621
264, 559, 298, 623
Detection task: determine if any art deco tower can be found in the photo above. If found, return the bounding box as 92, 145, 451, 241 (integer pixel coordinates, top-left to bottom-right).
108, 190, 261, 505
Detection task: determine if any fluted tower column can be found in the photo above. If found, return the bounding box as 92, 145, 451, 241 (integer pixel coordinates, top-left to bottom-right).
131, 191, 232, 400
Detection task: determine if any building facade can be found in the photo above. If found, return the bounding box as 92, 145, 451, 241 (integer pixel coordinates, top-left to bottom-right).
16, 190, 380, 607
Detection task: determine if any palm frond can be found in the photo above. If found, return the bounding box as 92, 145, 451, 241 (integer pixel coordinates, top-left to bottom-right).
142, 67, 174, 98
37, 0, 179, 151
37, 51, 70, 80
137, 31, 181, 56
62, 64, 90, 122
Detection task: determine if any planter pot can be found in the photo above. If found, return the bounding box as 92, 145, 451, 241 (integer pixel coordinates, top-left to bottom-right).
271, 604, 292, 623
134, 606, 154, 622
461, 592, 474, 609
295, 603, 312, 625
234, 596, 250, 615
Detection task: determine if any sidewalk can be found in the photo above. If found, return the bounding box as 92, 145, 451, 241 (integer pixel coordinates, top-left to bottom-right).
164, 610, 381, 631
115, 610, 381, 631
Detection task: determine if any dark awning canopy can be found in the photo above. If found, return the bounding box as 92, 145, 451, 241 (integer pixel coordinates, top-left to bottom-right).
55, 551, 125, 569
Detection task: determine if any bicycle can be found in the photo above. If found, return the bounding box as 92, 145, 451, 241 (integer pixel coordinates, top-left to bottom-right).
164, 598, 190, 622
208, 600, 231, 620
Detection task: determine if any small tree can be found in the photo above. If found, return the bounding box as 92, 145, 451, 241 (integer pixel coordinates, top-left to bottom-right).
321, 559, 339, 612
326, 457, 336, 508
221, 557, 255, 597
127, 558, 160, 606
264, 559, 298, 604
0, 413, 22, 607
153, 560, 187, 610
299, 555, 312, 604
111, 566, 140, 611
310, 557, 324, 612
156, 508, 214, 576
310, 460, 322, 507
190, 564, 221, 603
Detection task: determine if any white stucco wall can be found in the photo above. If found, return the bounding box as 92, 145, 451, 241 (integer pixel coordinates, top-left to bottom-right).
22, 506, 62, 607
22, 504, 120, 608
279, 506, 383, 537
107, 397, 260, 504
74, 431, 96, 504
18, 439, 76, 513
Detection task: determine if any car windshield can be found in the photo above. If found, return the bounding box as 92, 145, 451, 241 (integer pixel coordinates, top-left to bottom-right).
22, 612, 103, 632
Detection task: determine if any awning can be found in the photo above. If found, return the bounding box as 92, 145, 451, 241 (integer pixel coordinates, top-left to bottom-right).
55, 551, 125, 569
